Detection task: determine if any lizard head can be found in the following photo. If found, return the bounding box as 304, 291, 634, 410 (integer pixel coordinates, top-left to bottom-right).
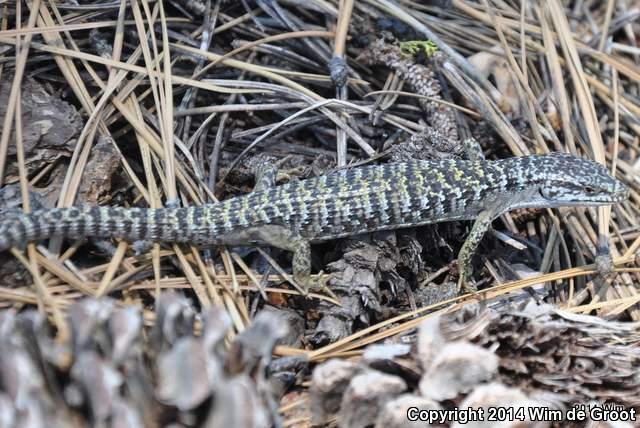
534, 153, 629, 207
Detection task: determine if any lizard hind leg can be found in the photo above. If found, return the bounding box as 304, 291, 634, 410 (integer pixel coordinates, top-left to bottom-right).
218, 224, 321, 295
253, 163, 279, 192
290, 237, 329, 295
251, 156, 304, 193
462, 137, 485, 162
249, 161, 279, 280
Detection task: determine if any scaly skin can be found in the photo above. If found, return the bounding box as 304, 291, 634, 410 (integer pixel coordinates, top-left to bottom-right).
0, 153, 629, 292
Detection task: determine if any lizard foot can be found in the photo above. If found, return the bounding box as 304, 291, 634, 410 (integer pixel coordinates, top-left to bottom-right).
595, 237, 615, 280
457, 275, 478, 294
132, 239, 154, 255
295, 270, 332, 296
456, 264, 478, 294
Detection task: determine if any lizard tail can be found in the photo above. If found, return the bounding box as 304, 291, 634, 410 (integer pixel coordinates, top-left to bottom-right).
0, 206, 186, 251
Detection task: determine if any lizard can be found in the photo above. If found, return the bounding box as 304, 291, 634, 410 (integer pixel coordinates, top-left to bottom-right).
0, 153, 629, 293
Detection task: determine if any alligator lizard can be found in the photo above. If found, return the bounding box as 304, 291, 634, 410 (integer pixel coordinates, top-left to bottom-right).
0, 153, 629, 292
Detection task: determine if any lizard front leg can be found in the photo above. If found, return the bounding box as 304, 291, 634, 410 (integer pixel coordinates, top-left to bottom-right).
457, 209, 494, 293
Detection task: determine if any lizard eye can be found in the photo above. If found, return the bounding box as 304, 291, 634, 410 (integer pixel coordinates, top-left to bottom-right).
584, 186, 596, 195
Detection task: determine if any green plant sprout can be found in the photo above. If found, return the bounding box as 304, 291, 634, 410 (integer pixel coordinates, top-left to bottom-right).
399, 40, 439, 58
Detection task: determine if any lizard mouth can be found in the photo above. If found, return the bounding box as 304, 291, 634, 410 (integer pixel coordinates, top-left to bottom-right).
537, 186, 628, 206
614, 183, 630, 202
